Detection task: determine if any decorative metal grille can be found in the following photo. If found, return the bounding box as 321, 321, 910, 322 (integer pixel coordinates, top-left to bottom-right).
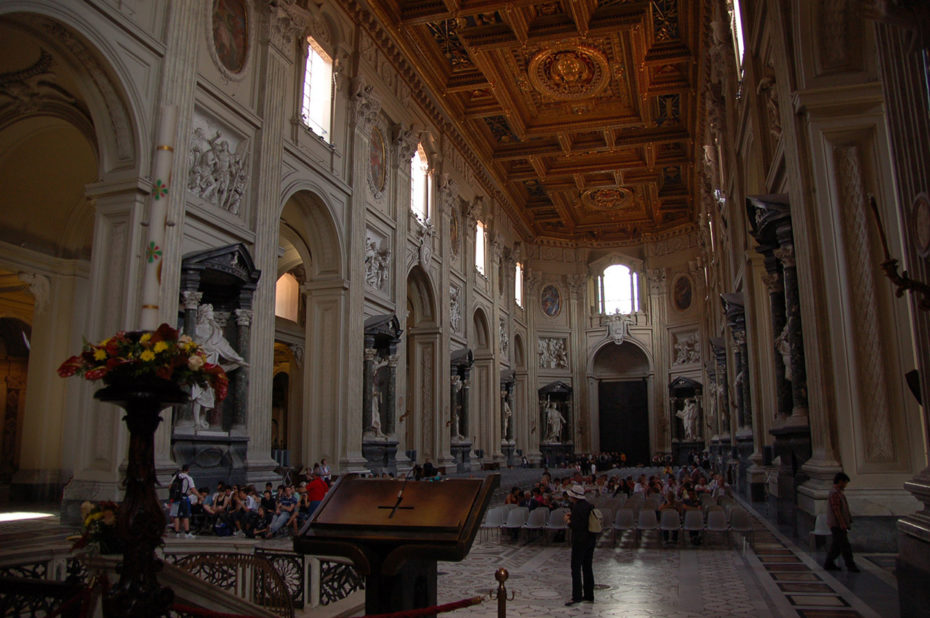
174, 553, 293, 618
256, 549, 305, 608
0, 560, 48, 580
319, 560, 364, 606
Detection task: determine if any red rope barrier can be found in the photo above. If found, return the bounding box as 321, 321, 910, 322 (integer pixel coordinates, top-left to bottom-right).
361, 595, 485, 618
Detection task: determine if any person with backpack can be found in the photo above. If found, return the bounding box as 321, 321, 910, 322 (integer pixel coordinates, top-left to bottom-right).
563, 484, 598, 606
170, 464, 196, 538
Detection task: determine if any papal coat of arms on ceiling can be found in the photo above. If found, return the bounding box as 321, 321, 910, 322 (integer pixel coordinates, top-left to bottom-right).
527, 46, 610, 101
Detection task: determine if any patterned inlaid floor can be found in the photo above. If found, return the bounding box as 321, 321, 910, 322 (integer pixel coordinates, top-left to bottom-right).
436, 505, 888, 618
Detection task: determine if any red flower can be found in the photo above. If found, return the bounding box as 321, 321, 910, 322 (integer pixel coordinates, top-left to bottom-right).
57, 356, 82, 377
152, 323, 178, 343
85, 367, 109, 381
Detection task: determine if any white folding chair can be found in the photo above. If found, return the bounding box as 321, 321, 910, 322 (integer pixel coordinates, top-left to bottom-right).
659, 508, 681, 546
612, 508, 635, 546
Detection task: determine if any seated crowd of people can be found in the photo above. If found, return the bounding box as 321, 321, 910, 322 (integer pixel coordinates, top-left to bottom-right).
166, 461, 332, 539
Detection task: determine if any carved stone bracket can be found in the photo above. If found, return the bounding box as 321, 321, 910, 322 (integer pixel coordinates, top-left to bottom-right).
351, 77, 381, 132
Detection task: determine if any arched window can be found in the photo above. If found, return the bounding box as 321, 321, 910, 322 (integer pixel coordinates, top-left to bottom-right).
410, 144, 431, 222
515, 261, 524, 308
300, 36, 333, 141
475, 220, 487, 276
275, 272, 300, 322
595, 264, 640, 314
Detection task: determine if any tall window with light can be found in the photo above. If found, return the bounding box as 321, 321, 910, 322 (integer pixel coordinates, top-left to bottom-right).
729, 0, 746, 71
300, 36, 333, 141
410, 144, 430, 223
515, 262, 524, 308
475, 220, 487, 276
595, 264, 640, 314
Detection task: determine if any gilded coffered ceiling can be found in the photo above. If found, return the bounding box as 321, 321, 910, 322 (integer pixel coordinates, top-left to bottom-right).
365, 0, 705, 245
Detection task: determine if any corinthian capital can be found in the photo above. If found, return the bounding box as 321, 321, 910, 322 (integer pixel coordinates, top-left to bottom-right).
351, 77, 381, 132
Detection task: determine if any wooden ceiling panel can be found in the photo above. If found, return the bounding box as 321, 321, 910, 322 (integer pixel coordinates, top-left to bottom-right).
370, 0, 705, 244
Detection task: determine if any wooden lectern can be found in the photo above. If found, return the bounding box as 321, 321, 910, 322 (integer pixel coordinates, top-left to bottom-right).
293, 473, 499, 614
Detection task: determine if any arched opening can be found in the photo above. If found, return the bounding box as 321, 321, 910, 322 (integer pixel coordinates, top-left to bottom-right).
471, 308, 494, 458
405, 266, 438, 462
277, 190, 344, 471
0, 12, 139, 503
591, 341, 651, 465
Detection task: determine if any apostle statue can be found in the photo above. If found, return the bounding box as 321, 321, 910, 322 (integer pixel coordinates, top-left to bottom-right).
191, 304, 248, 429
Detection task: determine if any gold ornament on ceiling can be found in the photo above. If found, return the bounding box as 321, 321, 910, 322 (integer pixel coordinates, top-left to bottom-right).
527, 46, 610, 100
582, 187, 634, 211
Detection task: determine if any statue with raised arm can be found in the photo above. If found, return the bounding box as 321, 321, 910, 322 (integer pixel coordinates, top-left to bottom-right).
191, 304, 248, 429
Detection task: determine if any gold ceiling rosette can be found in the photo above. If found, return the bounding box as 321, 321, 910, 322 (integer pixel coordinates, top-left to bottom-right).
527, 45, 610, 100
581, 187, 634, 212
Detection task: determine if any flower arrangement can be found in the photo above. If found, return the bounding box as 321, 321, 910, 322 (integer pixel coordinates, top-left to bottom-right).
69, 500, 123, 555
57, 322, 228, 401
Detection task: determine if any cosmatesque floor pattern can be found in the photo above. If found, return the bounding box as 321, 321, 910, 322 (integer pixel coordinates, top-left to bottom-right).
436, 508, 884, 618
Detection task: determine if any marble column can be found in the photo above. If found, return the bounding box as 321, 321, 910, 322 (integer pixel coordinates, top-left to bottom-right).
231, 309, 251, 435
175, 291, 202, 429
363, 346, 376, 434
386, 355, 398, 436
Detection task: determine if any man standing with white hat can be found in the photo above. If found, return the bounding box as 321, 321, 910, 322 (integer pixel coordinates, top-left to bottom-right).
564, 484, 597, 606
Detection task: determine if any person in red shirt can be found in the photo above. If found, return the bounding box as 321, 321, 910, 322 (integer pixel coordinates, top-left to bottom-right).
306, 470, 329, 515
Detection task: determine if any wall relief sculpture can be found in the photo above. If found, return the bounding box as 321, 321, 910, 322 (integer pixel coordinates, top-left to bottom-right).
450, 285, 462, 333
673, 332, 700, 365
187, 125, 250, 215
364, 232, 391, 291
499, 315, 509, 355
538, 337, 568, 369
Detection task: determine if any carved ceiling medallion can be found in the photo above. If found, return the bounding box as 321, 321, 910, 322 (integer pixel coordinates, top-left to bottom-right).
527, 46, 610, 101
582, 188, 633, 211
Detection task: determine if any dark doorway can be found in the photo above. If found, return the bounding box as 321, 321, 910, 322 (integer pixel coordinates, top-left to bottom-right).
599, 380, 649, 464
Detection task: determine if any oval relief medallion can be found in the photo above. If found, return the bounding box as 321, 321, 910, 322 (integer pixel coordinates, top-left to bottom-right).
212, 0, 249, 74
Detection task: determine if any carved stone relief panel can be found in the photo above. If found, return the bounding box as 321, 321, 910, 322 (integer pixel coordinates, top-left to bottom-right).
671, 330, 700, 366
187, 110, 251, 216
538, 337, 568, 369
450, 285, 462, 333
364, 229, 391, 293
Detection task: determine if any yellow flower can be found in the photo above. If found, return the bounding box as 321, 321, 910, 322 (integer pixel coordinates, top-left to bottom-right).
153, 341, 168, 354
97, 338, 111, 347
93, 348, 107, 361
139, 333, 152, 344
139, 349, 156, 362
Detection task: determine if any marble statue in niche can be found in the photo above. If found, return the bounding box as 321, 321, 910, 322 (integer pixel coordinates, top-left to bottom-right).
451, 375, 464, 440
191, 303, 248, 430
367, 354, 389, 439
543, 396, 566, 442
677, 397, 700, 441
774, 320, 793, 381
365, 234, 391, 291
187, 127, 250, 215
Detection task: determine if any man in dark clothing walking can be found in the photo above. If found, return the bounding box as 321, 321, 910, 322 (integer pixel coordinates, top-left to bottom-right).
824, 472, 859, 572
564, 484, 596, 606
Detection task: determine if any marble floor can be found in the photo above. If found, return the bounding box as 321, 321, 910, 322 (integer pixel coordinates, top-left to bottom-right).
435, 508, 891, 618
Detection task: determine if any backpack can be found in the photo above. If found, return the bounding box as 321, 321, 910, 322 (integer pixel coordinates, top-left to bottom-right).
169, 474, 183, 501
588, 507, 603, 534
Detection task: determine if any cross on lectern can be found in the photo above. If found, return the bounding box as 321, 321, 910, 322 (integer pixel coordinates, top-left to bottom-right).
378, 491, 415, 518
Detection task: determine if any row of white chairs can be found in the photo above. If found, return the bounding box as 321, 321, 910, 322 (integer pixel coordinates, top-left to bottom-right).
609, 505, 754, 547
481, 506, 571, 543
